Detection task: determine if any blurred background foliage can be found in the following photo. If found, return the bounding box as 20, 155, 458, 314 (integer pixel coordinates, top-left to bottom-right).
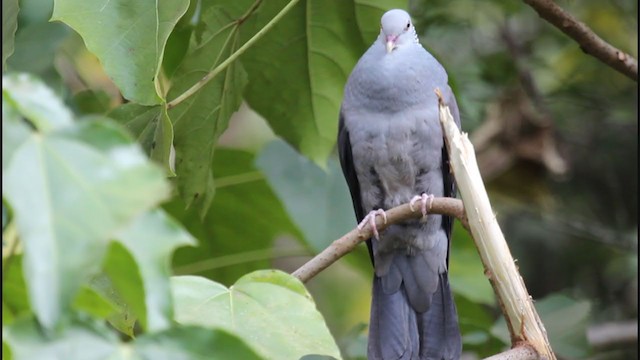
3, 0, 637, 359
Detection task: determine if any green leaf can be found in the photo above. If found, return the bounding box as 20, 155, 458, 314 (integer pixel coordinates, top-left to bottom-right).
2, 0, 19, 69
133, 326, 264, 360
51, 0, 190, 105
4, 316, 119, 360
69, 89, 112, 115
72, 286, 118, 320
6, 21, 68, 75
2, 255, 30, 325
169, 148, 302, 282
2, 73, 73, 132
115, 210, 196, 332
2, 340, 10, 360
168, 5, 247, 214
4, 317, 263, 360
87, 273, 139, 338
455, 294, 505, 357
255, 140, 370, 270
172, 270, 342, 359
241, 0, 365, 164
102, 242, 145, 338
109, 103, 176, 176
2, 113, 169, 329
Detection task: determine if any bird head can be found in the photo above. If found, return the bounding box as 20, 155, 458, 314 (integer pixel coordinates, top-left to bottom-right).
379, 9, 419, 54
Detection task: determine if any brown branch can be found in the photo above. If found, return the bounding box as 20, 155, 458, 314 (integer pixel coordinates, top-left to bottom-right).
484, 344, 539, 360
587, 320, 638, 349
291, 197, 466, 283
436, 89, 555, 359
523, 0, 637, 81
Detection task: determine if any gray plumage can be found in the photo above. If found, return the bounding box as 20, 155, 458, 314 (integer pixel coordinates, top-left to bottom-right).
338, 9, 462, 360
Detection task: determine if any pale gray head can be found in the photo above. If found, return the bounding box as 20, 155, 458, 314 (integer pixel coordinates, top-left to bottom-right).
379, 9, 419, 53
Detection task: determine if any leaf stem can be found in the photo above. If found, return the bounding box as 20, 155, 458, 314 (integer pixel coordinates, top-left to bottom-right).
214, 171, 264, 189
174, 248, 308, 275
167, 0, 300, 109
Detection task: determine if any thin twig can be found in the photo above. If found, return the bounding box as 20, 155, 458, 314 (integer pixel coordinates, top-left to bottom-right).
291, 197, 466, 283
174, 247, 308, 275
167, 0, 301, 109
523, 0, 637, 81
587, 320, 638, 349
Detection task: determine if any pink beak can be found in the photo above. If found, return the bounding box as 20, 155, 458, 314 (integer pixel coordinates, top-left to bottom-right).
386, 35, 397, 53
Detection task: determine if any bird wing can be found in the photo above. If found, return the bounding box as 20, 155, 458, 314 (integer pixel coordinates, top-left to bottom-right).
441, 86, 461, 267
337, 110, 375, 263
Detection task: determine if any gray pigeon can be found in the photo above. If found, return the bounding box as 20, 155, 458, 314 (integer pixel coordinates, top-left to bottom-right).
338, 9, 462, 360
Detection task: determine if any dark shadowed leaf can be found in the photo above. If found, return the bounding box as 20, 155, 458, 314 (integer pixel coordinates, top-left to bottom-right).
109, 103, 176, 175
2, 0, 19, 69
69, 89, 112, 115
169, 148, 302, 283
168, 5, 247, 215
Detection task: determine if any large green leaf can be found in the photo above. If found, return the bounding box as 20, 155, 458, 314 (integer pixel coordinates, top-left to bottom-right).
240, 0, 364, 164
168, 5, 247, 214
132, 326, 264, 360
2, 0, 19, 69
51, 0, 190, 105
102, 242, 145, 337
255, 140, 370, 270
172, 270, 342, 359
4, 317, 262, 360
4, 316, 119, 360
2, 107, 169, 329
109, 103, 175, 175
2, 73, 73, 132
114, 210, 196, 332
6, 22, 68, 75
170, 148, 302, 283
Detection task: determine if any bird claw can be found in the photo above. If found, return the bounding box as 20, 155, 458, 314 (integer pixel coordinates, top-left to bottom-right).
409, 193, 434, 218
357, 209, 387, 240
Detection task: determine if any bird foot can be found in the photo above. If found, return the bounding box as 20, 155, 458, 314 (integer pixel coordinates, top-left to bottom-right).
357, 209, 387, 240
409, 193, 434, 218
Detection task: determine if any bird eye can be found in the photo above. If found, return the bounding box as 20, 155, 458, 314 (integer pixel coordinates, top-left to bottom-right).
406, 22, 410, 29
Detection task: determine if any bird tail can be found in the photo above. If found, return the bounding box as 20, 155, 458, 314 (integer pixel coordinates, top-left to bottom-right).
367, 272, 462, 360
